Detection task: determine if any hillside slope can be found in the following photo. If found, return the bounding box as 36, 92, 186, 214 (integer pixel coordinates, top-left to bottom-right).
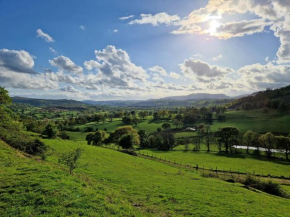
1, 139, 290, 216
46, 139, 290, 217
0, 141, 144, 216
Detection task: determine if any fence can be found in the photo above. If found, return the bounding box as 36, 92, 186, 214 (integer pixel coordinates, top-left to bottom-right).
102, 145, 290, 180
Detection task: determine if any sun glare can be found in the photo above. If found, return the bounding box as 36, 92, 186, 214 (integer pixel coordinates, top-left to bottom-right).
208, 19, 221, 34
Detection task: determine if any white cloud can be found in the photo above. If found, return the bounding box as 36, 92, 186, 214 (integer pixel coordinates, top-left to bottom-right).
148, 65, 167, 76
129, 13, 180, 26
49, 56, 83, 74
0, 49, 36, 74
36, 29, 54, 42
49, 47, 57, 55
83, 45, 148, 89
119, 15, 134, 20
80, 25, 86, 30
211, 54, 223, 61
0, 49, 58, 90
214, 19, 270, 39
113, 29, 118, 33
237, 62, 290, 89
169, 72, 181, 79
60, 85, 80, 93
180, 58, 234, 80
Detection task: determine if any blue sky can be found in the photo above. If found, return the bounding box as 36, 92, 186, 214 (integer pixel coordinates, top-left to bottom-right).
0, 0, 289, 100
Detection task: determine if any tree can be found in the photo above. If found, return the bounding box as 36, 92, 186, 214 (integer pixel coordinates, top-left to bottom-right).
159, 110, 168, 119
278, 101, 288, 111
259, 132, 276, 157
122, 116, 132, 124
138, 130, 148, 148
0, 87, 12, 104
58, 147, 82, 174
132, 117, 139, 126
159, 133, 175, 150
112, 126, 140, 145
173, 119, 183, 129
243, 130, 258, 154
162, 122, 171, 130
118, 134, 135, 149
42, 123, 58, 139
60, 131, 70, 140
276, 135, 290, 160
86, 131, 106, 146
214, 127, 239, 153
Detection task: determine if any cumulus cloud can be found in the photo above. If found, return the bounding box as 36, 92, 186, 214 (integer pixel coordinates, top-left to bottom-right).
171, 0, 290, 63
180, 58, 234, 81
148, 65, 167, 76
169, 72, 181, 79
113, 29, 118, 33
237, 62, 290, 89
36, 29, 54, 42
60, 85, 80, 93
49, 56, 83, 74
0, 49, 58, 89
80, 25, 85, 30
119, 15, 134, 20
129, 13, 180, 26
83, 45, 148, 89
214, 19, 270, 39
0, 49, 37, 74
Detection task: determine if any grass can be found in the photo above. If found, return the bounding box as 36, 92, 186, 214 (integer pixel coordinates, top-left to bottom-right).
0, 141, 144, 216
1, 139, 290, 216
142, 146, 290, 177
210, 110, 290, 133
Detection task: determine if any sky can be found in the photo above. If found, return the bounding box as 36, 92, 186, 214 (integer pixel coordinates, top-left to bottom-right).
0, 0, 289, 101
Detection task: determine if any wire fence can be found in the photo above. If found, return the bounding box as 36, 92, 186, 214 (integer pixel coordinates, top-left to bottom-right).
102, 145, 290, 180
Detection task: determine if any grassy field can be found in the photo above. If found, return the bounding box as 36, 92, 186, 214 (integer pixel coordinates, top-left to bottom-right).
72, 109, 290, 137
0, 141, 143, 216
1, 139, 290, 216
211, 110, 290, 133
142, 147, 290, 177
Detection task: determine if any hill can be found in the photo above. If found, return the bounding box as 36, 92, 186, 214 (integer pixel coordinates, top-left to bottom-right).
12, 96, 87, 108
160, 93, 231, 100
229, 85, 290, 110
83, 93, 237, 107
1, 139, 290, 216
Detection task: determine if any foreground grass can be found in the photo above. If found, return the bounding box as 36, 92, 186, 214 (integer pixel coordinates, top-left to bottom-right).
0, 141, 144, 216
45, 139, 290, 216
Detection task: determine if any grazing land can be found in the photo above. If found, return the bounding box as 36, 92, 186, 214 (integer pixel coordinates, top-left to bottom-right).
2, 139, 289, 216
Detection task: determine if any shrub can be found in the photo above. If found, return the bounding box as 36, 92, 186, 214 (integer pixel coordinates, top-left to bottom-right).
243, 175, 289, 198
120, 149, 137, 156
26, 139, 47, 155
59, 131, 70, 140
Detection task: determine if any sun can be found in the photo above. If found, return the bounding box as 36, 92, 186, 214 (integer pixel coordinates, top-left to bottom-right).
208, 19, 221, 34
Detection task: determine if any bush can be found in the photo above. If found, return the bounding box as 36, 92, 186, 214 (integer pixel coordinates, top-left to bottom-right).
120, 149, 137, 156
59, 131, 70, 140
243, 175, 289, 198
26, 139, 47, 155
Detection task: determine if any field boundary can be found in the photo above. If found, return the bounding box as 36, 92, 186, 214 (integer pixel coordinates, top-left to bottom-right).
102, 146, 290, 181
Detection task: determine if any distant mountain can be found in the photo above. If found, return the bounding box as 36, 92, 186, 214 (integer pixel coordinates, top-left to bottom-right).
160, 93, 231, 101
83, 93, 238, 107
12, 97, 87, 107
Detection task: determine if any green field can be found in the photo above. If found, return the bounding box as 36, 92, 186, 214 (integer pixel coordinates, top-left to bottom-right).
142, 147, 290, 177
73, 110, 290, 137
1, 139, 290, 216
211, 110, 290, 133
